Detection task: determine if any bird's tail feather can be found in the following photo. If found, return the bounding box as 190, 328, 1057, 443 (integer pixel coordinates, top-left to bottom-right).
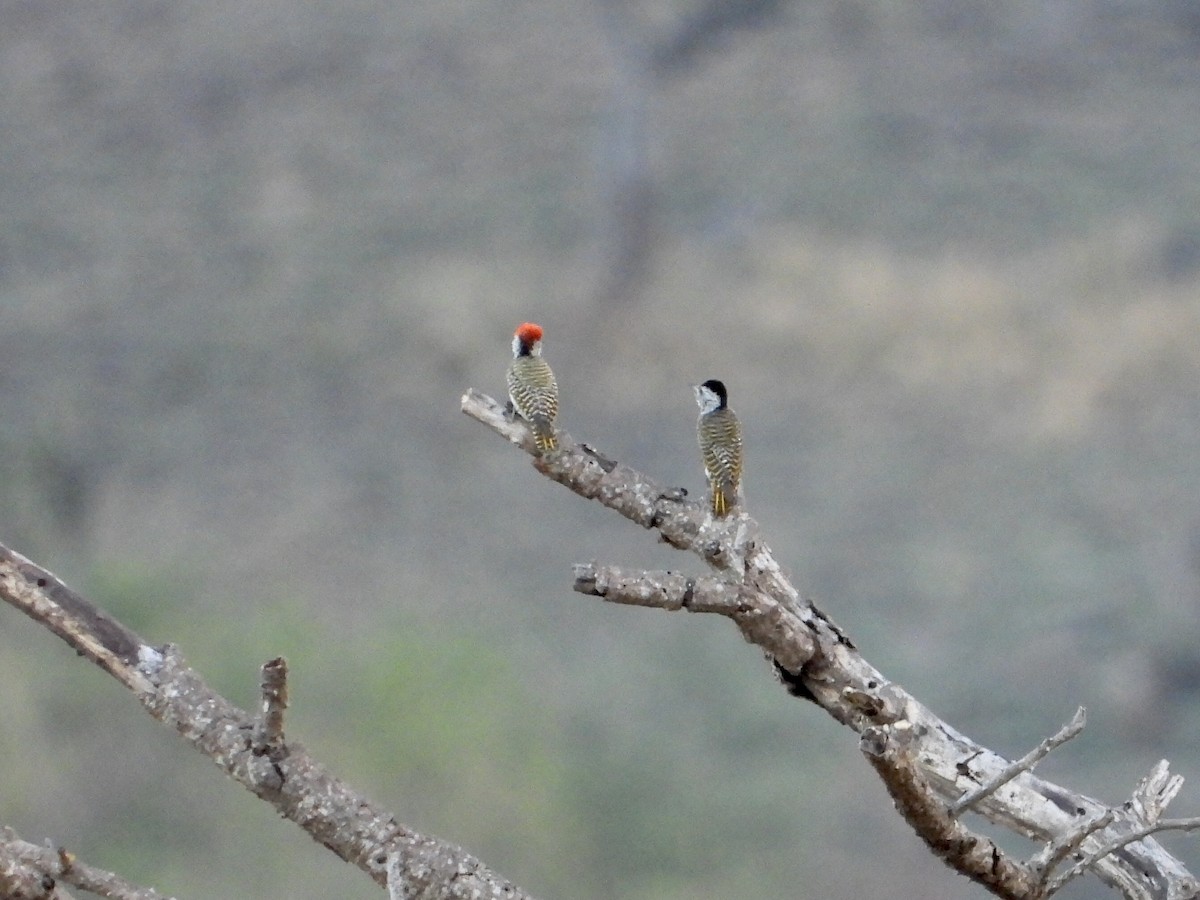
710, 482, 734, 517
532, 418, 558, 452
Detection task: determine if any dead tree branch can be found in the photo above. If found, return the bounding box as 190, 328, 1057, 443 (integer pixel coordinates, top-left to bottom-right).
861, 725, 1037, 900
950, 707, 1088, 817
1041, 762, 1200, 897
254, 656, 289, 752
0, 544, 538, 900
0, 825, 166, 900
1033, 808, 1120, 894
463, 386, 1200, 900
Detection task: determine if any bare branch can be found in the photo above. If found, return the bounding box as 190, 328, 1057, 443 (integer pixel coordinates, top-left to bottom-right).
1046, 818, 1200, 896
1132, 760, 1186, 825
1042, 761, 1198, 896
0, 827, 168, 899
0, 544, 540, 900
1031, 808, 1118, 894
254, 656, 289, 752
572, 563, 816, 671
573, 564, 733, 611
464, 387, 1200, 900
861, 725, 1037, 900
950, 707, 1087, 817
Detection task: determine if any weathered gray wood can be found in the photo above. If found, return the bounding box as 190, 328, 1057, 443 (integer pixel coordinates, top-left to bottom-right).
0, 826, 171, 900
0, 543, 537, 900
463, 386, 1200, 900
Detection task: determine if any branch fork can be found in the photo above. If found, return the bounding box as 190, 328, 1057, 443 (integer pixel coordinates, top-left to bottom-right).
463, 386, 1200, 899
0, 542, 539, 900
0, 387, 1195, 899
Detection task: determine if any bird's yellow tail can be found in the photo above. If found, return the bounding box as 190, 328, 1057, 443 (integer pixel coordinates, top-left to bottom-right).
710, 483, 731, 517
533, 420, 558, 452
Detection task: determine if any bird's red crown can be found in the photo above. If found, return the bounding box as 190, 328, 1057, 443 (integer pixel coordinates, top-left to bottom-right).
515, 322, 544, 344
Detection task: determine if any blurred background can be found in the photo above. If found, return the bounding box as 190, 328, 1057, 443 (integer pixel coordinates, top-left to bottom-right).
3, 1, 1200, 897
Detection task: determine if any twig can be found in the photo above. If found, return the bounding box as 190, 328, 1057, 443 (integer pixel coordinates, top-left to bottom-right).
255, 656, 289, 751
463, 386, 1200, 899
1040, 761, 1198, 896
1031, 808, 1118, 894
950, 707, 1087, 817
0, 544, 540, 900
1045, 818, 1200, 896
0, 827, 171, 899
1131, 760, 1185, 824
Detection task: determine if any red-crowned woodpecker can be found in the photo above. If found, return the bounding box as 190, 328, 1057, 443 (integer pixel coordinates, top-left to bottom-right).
507, 322, 559, 452
694, 379, 742, 517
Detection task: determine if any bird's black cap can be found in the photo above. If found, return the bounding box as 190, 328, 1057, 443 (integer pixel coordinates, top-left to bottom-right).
699, 379, 728, 405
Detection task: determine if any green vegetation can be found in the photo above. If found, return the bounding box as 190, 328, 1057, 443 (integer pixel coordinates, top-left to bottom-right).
2, 1, 1200, 897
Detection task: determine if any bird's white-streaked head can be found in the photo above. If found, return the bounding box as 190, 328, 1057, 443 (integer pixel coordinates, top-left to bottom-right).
694, 379, 727, 415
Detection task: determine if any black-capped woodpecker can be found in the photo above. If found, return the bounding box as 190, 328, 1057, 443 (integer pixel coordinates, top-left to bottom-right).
694, 379, 742, 517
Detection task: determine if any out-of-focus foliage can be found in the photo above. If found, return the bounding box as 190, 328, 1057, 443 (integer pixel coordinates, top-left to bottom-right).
2, 1, 1200, 898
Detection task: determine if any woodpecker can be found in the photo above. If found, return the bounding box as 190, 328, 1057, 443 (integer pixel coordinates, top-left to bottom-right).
694, 379, 742, 517
507, 322, 559, 452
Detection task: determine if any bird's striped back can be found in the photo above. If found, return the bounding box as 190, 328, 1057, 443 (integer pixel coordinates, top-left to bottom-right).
698, 407, 742, 516
507, 355, 559, 450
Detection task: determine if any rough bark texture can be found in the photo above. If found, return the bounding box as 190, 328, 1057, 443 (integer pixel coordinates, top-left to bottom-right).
861, 725, 1038, 900
463, 386, 1200, 900
0, 544, 537, 900
0, 827, 171, 900
3, 387, 1197, 899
